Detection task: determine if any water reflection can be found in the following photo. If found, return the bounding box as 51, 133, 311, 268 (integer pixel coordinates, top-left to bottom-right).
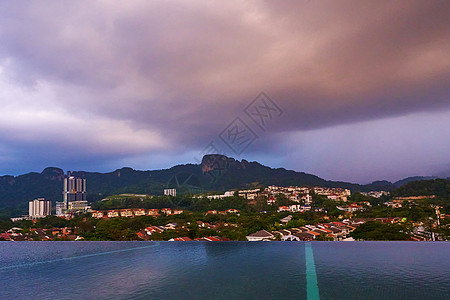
0, 242, 447, 300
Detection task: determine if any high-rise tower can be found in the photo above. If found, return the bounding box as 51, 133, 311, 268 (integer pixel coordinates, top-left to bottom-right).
63, 171, 86, 209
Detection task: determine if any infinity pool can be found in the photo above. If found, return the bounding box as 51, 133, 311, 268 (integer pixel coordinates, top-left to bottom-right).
0, 242, 448, 299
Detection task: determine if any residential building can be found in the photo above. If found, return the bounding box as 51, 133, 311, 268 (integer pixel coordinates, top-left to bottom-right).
107, 210, 119, 218
338, 203, 363, 213
267, 196, 276, 205
68, 200, 90, 212
164, 189, 176, 197
277, 206, 290, 212
207, 191, 235, 199
144, 226, 165, 235
161, 208, 172, 215
147, 209, 160, 216
63, 171, 86, 210
133, 209, 146, 216
246, 230, 275, 241
165, 223, 177, 230
55, 201, 65, 216
301, 205, 311, 211
91, 211, 104, 218
293, 232, 315, 241
169, 237, 192, 241
224, 191, 235, 197
238, 189, 260, 200
120, 209, 133, 217
385, 201, 402, 208
280, 215, 292, 224
361, 191, 389, 198
29, 198, 51, 219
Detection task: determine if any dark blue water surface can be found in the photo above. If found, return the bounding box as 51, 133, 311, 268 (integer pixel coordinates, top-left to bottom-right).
0, 242, 448, 300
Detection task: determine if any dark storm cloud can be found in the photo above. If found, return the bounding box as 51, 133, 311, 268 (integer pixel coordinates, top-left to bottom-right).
0, 0, 449, 178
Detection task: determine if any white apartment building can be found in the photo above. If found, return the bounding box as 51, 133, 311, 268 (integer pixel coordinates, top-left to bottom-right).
29, 198, 51, 219
164, 189, 177, 197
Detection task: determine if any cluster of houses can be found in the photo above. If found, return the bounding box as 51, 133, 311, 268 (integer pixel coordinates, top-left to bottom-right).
205, 209, 240, 215
91, 208, 184, 219
0, 227, 83, 241
90, 207, 242, 219
135, 221, 237, 241
91, 208, 240, 219
244, 215, 446, 242
384, 201, 403, 208
277, 204, 312, 213
264, 185, 351, 203
203, 185, 352, 205
263, 186, 350, 202
275, 202, 369, 214
237, 189, 261, 200
383, 196, 436, 209
168, 236, 230, 242
261, 186, 313, 204
246, 220, 362, 241
361, 191, 389, 198
337, 202, 371, 213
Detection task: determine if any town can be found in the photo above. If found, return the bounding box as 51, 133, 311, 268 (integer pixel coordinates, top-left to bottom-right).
1, 172, 449, 242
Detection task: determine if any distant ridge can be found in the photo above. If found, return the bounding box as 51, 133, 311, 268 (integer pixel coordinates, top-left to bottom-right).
0, 154, 445, 214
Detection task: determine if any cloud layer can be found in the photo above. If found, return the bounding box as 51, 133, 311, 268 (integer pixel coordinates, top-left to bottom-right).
0, 1, 449, 181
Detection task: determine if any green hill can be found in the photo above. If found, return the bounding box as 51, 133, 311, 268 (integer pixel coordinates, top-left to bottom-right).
0, 154, 445, 216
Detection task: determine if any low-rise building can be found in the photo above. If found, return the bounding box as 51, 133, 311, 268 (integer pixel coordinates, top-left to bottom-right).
120, 209, 133, 217
246, 230, 275, 241
165, 223, 177, 230
91, 211, 104, 218
68, 200, 90, 212
267, 196, 277, 205
385, 201, 402, 208
293, 232, 315, 241
133, 209, 146, 216
280, 215, 292, 224
107, 210, 119, 218
161, 208, 172, 215
144, 226, 165, 235
169, 237, 192, 241
338, 203, 364, 213
147, 209, 160, 216
277, 206, 290, 212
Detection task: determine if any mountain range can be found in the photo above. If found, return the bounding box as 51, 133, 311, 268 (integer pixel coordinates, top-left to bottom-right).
0, 154, 442, 215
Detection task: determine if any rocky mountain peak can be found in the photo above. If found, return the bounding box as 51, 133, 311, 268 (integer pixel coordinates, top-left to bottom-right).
201, 154, 249, 173
40, 167, 64, 181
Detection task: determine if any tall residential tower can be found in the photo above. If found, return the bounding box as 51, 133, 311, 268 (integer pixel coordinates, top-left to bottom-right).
63, 171, 86, 208
56, 171, 89, 215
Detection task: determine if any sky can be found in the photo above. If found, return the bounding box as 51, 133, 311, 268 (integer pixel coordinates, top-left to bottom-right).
0, 0, 449, 184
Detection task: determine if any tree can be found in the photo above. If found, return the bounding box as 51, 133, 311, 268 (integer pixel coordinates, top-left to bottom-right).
316, 233, 333, 241
351, 221, 410, 241
0, 218, 13, 232
276, 194, 290, 206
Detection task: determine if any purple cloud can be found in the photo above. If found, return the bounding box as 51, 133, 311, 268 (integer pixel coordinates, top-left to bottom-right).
0, 1, 448, 181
